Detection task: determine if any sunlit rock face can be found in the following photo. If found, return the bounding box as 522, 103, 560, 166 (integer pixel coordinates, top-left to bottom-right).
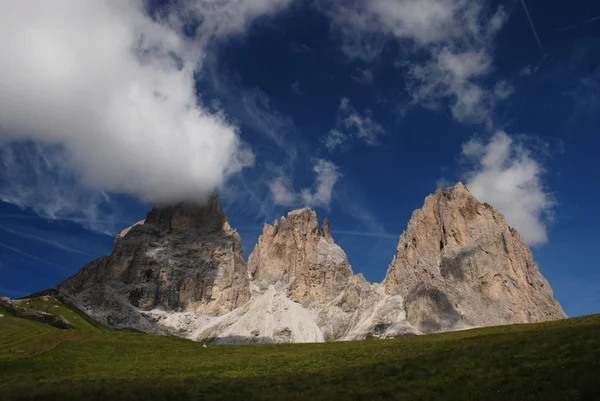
248, 208, 353, 304
383, 183, 566, 333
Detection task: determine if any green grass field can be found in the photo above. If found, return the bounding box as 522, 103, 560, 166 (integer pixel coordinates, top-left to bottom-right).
1, 298, 599, 401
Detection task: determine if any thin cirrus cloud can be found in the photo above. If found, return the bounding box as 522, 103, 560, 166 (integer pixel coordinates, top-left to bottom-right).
0, 0, 293, 230
0, 241, 68, 272
0, 223, 94, 256
0, 142, 130, 235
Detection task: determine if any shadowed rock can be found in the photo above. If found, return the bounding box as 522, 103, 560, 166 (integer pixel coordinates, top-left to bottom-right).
58, 196, 250, 331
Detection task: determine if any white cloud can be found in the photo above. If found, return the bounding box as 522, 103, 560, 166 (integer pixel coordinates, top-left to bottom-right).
323, 98, 385, 151
0, 0, 292, 223
269, 160, 341, 208
301, 160, 341, 207
461, 131, 554, 245
268, 176, 297, 206
323, 129, 349, 152
324, 0, 510, 123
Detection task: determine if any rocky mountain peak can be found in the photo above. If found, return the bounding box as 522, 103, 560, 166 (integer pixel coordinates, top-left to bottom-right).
248, 208, 353, 304
383, 182, 565, 333
144, 195, 226, 233
58, 194, 250, 329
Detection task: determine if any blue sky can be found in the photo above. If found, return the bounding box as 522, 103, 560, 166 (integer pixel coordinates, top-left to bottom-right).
0, 0, 599, 317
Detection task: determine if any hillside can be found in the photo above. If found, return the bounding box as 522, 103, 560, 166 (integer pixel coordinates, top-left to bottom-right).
1, 297, 598, 400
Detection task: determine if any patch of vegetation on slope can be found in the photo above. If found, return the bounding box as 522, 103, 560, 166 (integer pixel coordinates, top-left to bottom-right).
13, 294, 106, 331
1, 293, 105, 331
1, 312, 599, 400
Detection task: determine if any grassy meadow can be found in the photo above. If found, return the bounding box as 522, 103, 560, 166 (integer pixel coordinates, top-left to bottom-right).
0, 297, 599, 400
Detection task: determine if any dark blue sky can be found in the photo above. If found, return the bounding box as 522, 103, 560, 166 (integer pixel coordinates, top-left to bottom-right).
1, 0, 599, 317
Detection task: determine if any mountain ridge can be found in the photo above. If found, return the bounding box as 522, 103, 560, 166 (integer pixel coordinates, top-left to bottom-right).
39, 182, 564, 343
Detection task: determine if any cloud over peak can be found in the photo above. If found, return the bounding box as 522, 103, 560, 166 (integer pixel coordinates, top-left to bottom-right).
461, 131, 555, 245
0, 0, 293, 216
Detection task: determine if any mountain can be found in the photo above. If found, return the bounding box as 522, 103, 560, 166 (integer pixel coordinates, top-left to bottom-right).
51, 183, 565, 343
57, 196, 250, 333
383, 183, 566, 333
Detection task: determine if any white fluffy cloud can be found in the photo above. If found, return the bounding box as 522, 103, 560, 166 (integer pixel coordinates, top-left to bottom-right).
323, 98, 385, 151
269, 160, 341, 208
325, 0, 510, 123
0, 0, 291, 215
461, 131, 554, 245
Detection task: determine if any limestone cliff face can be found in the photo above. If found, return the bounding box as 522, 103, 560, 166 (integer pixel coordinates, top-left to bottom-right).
383, 182, 566, 333
248, 208, 353, 305
59, 196, 250, 329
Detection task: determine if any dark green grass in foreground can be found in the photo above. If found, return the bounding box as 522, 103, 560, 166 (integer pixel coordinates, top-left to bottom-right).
1, 309, 599, 401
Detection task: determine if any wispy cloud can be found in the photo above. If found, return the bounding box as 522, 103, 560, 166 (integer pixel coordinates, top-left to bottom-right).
268, 176, 297, 207
323, 98, 386, 152
519, 0, 545, 56
323, 0, 511, 124
290, 42, 313, 54
330, 230, 398, 239
0, 223, 96, 256
269, 159, 342, 209
351, 68, 375, 85
0, 240, 68, 272
0, 142, 131, 235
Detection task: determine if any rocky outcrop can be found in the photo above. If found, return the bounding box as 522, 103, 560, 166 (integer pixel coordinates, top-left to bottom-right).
383, 182, 566, 333
248, 208, 353, 305
58, 196, 250, 330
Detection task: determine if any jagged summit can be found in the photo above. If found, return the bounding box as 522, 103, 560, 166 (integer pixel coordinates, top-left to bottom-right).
248, 207, 352, 303
383, 181, 566, 333
444, 181, 469, 193
58, 194, 250, 330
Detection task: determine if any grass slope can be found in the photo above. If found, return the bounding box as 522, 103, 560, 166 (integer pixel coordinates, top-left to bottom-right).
11, 296, 105, 331
0, 303, 599, 401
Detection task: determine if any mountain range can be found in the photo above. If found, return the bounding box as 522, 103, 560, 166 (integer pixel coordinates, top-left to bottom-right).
47, 183, 565, 343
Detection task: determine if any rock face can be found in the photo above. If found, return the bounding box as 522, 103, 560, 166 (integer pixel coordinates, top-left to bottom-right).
245, 208, 418, 341
54, 183, 565, 342
383, 183, 566, 333
248, 209, 353, 304
58, 196, 250, 330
